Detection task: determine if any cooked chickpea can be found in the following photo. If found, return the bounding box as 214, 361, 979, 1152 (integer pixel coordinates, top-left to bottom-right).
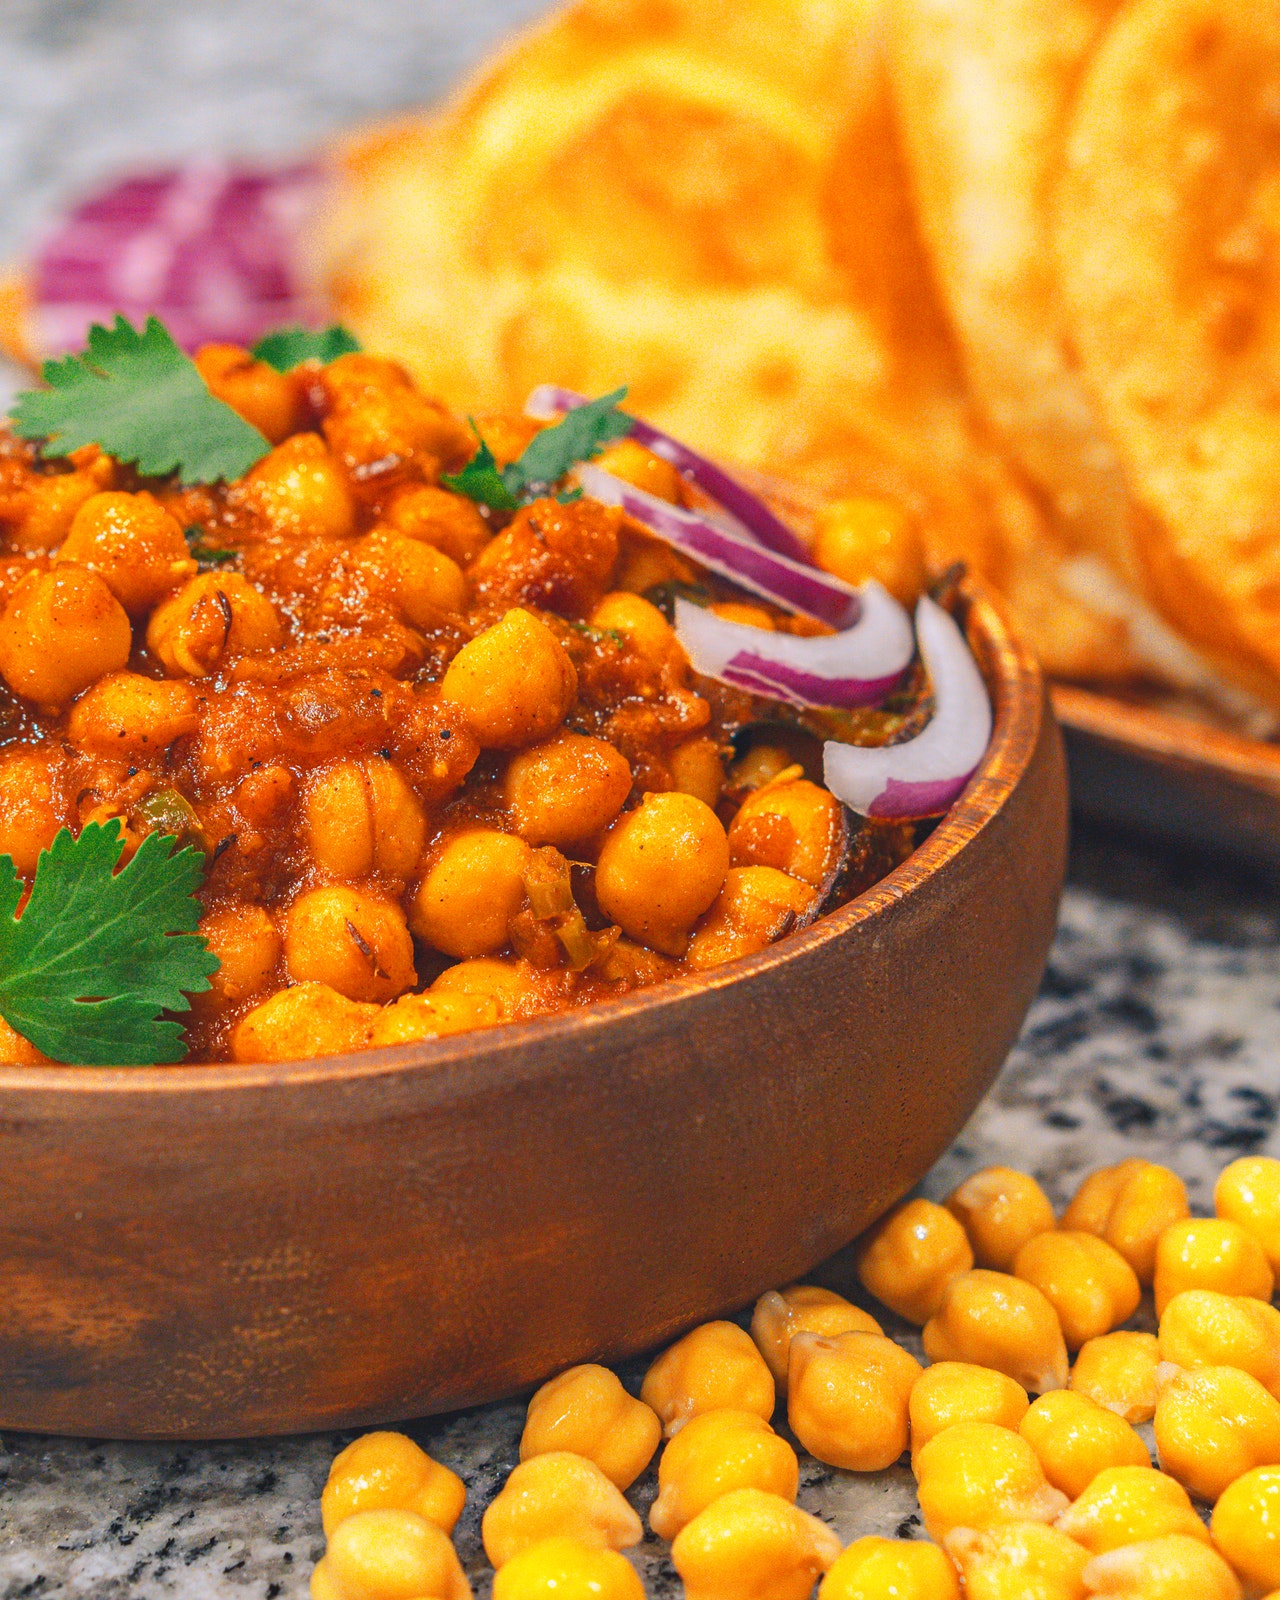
0, 1016, 47, 1065
441, 609, 577, 750
353, 531, 468, 624
321, 1431, 465, 1538
1217, 1157, 1280, 1276
55, 491, 197, 618
590, 591, 680, 666
640, 1321, 774, 1438
146, 573, 282, 677
430, 957, 532, 1018
1154, 1362, 1280, 1501
284, 886, 416, 1003
198, 905, 280, 1007
1055, 1465, 1209, 1554
685, 865, 818, 970
0, 566, 132, 707
1211, 1464, 1280, 1594
750, 1284, 882, 1394
947, 1166, 1057, 1272
819, 1536, 960, 1600
914, 1422, 1068, 1542
812, 497, 924, 607
856, 1198, 975, 1325
231, 983, 377, 1063
670, 1488, 842, 1600
712, 601, 777, 629
922, 1270, 1070, 1394
5, 453, 114, 553
1019, 1390, 1149, 1500
384, 483, 490, 566
727, 779, 846, 890
0, 749, 62, 874
1159, 1289, 1280, 1399
66, 672, 199, 756
504, 733, 632, 847
1153, 1217, 1274, 1316
368, 990, 500, 1046
1014, 1232, 1141, 1352
305, 758, 426, 881
595, 792, 730, 957
1070, 1332, 1160, 1424
491, 1538, 643, 1600
412, 831, 530, 959
908, 1362, 1030, 1466
1081, 1536, 1242, 1600
521, 1365, 660, 1492
787, 1329, 922, 1471
668, 736, 725, 807
480, 1453, 642, 1569
593, 439, 682, 502
238, 432, 355, 540
944, 1522, 1089, 1600
309, 1507, 470, 1600
649, 1408, 798, 1540
194, 343, 301, 442
1061, 1160, 1189, 1288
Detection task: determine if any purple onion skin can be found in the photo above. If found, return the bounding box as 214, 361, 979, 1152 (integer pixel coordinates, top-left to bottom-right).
719, 652, 906, 709
868, 775, 970, 819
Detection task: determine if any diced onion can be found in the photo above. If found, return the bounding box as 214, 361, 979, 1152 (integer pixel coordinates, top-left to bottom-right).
673, 589, 913, 709
823, 597, 992, 819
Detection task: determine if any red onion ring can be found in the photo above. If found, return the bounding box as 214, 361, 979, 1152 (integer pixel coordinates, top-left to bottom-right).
576, 464, 860, 630
526, 383, 812, 564
823, 597, 992, 819
673, 589, 913, 709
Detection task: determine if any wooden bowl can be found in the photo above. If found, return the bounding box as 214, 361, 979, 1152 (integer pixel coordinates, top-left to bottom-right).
0, 574, 1066, 1439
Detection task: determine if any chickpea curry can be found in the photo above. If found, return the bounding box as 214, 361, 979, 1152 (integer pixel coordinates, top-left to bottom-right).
0, 327, 929, 1066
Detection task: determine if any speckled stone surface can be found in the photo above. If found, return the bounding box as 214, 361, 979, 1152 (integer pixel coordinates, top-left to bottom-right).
2, 3, 1279, 1593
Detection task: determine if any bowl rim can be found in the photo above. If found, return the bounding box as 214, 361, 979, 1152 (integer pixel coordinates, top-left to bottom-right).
0, 573, 1045, 1099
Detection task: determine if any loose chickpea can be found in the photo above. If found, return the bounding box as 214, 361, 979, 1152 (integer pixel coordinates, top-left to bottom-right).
787, 1329, 922, 1471
231, 983, 377, 1063
1217, 1157, 1280, 1276
238, 432, 355, 540
305, 758, 427, 881
67, 672, 200, 757
0, 749, 62, 874
55, 490, 197, 618
284, 886, 416, 1003
685, 865, 818, 970
353, 531, 468, 624
595, 792, 730, 957
383, 483, 490, 567
670, 1488, 842, 1600
0, 566, 132, 708
593, 439, 682, 502
908, 1363, 1031, 1467
1153, 1217, 1275, 1316
504, 733, 632, 847
1154, 1362, 1280, 1501
412, 831, 531, 959
1070, 1332, 1160, 1424
728, 779, 847, 891
668, 737, 725, 808
819, 1536, 961, 1600
914, 1422, 1069, 1543
947, 1166, 1057, 1272
922, 1270, 1070, 1394
194, 343, 302, 442
0, 1016, 47, 1065
309, 1508, 471, 1600
321, 1432, 465, 1538
590, 591, 681, 667
441, 609, 577, 750
521, 1365, 661, 1492
1212, 1464, 1280, 1594
491, 1538, 643, 1600
1159, 1289, 1280, 1398
146, 573, 282, 677
4, 452, 114, 553
1014, 1232, 1141, 1352
712, 601, 776, 629
1055, 1465, 1209, 1555
1019, 1390, 1150, 1500
198, 905, 280, 1007
640, 1321, 775, 1438
812, 497, 925, 607
480, 1453, 642, 1569
1081, 1536, 1242, 1600
430, 957, 533, 1019
1061, 1160, 1189, 1288
944, 1522, 1089, 1600
369, 991, 501, 1047
750, 1285, 882, 1395
649, 1409, 799, 1540
856, 1198, 975, 1325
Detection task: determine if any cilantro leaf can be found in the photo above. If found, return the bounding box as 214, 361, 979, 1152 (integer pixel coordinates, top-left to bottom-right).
8, 316, 270, 485
251, 323, 361, 371
0, 821, 219, 1065
443, 387, 632, 511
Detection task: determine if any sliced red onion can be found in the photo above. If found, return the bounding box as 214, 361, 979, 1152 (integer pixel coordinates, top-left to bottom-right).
32, 158, 326, 356
823, 597, 992, 819
527, 382, 812, 564
673, 589, 912, 708
577, 464, 860, 630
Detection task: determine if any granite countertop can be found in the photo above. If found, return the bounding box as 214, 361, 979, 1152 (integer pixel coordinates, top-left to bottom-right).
2, 3, 1279, 1595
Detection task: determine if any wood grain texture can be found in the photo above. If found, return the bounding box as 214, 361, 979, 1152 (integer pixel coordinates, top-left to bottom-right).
0, 574, 1066, 1438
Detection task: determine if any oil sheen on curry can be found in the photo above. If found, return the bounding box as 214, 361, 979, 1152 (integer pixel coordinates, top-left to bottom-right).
0, 347, 927, 1065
